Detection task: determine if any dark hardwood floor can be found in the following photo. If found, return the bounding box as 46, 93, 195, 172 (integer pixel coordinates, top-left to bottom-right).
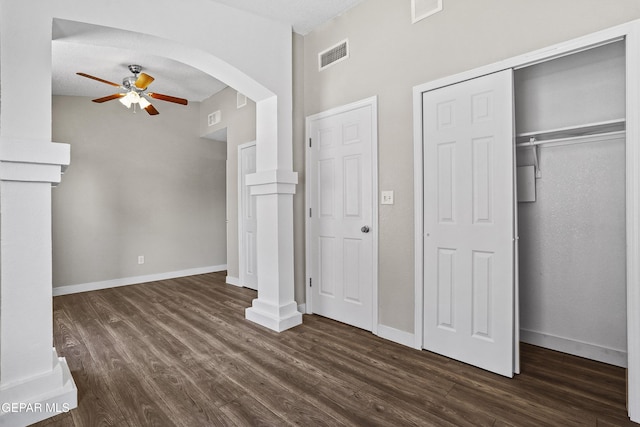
34, 272, 633, 426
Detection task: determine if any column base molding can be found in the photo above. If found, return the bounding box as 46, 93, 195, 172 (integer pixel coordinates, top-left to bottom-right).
0, 348, 77, 427
245, 299, 302, 332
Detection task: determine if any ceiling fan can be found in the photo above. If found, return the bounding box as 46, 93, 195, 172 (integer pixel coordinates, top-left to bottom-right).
76, 64, 188, 116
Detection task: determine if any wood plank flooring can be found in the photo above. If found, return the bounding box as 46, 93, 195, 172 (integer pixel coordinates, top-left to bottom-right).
35, 272, 633, 426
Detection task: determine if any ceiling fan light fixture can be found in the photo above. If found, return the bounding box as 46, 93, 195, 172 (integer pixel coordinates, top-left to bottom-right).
119, 95, 132, 109
119, 91, 142, 109
138, 96, 151, 109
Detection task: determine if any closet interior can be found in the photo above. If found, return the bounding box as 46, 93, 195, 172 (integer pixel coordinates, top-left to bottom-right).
514, 40, 627, 367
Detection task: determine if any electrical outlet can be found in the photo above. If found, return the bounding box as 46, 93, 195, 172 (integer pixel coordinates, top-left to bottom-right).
381, 190, 394, 205
138, 255, 145, 265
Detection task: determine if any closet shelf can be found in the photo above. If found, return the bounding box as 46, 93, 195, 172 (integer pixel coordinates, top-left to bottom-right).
515, 118, 625, 146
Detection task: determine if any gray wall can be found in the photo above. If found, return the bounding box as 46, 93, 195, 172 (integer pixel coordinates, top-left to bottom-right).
293, 33, 307, 303
303, 0, 640, 333
52, 95, 227, 287
203, 41, 307, 302
518, 138, 627, 359
200, 87, 256, 283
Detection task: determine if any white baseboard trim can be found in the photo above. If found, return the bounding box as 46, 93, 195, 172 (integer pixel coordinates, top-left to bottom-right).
520, 328, 627, 368
0, 349, 77, 427
53, 265, 228, 296
226, 276, 242, 287
377, 324, 415, 348
297, 303, 306, 314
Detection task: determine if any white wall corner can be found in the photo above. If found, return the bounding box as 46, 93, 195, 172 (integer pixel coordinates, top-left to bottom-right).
377, 324, 416, 349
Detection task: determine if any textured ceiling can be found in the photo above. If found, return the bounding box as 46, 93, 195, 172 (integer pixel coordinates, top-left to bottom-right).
209, 0, 364, 35
52, 20, 228, 102
51, 0, 364, 101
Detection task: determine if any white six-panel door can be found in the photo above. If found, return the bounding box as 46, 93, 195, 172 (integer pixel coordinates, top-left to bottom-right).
308, 101, 375, 331
422, 70, 516, 377
239, 142, 258, 291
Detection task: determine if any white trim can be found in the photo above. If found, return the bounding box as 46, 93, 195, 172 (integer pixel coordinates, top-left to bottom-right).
520, 329, 627, 368
411, 0, 443, 24
297, 303, 306, 314
413, 86, 425, 351
305, 96, 379, 334
53, 265, 228, 296
238, 141, 257, 291
237, 92, 247, 109
0, 349, 76, 427
377, 325, 415, 348
625, 22, 640, 423
226, 275, 242, 287
413, 19, 640, 422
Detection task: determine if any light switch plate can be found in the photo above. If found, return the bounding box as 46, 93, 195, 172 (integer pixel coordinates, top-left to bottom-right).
381, 191, 394, 205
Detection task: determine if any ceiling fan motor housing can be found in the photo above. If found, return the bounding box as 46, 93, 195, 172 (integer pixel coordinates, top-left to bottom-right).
128, 64, 142, 75
122, 76, 138, 90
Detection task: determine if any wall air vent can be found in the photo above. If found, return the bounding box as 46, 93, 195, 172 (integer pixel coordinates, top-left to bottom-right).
319, 39, 349, 71
208, 110, 221, 127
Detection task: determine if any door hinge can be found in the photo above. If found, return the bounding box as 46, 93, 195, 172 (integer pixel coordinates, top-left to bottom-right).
309, 138, 312, 148
310, 278, 312, 287
309, 208, 312, 217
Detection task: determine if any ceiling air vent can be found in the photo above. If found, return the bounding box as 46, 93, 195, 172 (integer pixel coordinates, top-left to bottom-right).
319, 39, 349, 71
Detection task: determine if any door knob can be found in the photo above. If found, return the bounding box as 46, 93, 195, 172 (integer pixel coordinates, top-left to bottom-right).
361, 226, 370, 233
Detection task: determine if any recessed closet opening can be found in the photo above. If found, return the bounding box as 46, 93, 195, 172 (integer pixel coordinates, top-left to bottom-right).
514, 40, 627, 368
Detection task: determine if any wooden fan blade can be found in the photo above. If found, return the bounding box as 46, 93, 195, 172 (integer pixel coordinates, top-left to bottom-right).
145, 104, 160, 115
77, 72, 121, 87
92, 93, 125, 103
134, 73, 155, 89
147, 92, 188, 105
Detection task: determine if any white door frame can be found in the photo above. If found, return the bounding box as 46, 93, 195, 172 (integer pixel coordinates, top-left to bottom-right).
413, 21, 640, 422
305, 96, 379, 334
238, 141, 257, 290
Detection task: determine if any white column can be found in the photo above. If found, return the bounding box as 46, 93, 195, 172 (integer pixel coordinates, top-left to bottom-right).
0, 139, 77, 426
245, 170, 302, 332
244, 96, 302, 332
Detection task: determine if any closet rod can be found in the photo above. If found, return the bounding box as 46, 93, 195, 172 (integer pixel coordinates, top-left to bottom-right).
515, 118, 625, 139
515, 130, 626, 149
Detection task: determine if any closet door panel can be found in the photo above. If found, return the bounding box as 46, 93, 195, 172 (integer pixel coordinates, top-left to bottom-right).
423, 69, 515, 378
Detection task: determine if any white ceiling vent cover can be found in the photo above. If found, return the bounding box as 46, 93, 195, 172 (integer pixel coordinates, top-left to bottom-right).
319, 39, 349, 71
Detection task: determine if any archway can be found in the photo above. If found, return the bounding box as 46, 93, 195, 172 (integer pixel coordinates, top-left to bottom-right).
0, 1, 300, 424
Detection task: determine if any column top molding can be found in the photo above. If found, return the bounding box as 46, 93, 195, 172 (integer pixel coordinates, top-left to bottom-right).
246, 169, 298, 196
0, 138, 70, 168
0, 139, 70, 184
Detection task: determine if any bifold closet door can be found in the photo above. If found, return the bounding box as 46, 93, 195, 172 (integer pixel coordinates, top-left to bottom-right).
423, 69, 516, 377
